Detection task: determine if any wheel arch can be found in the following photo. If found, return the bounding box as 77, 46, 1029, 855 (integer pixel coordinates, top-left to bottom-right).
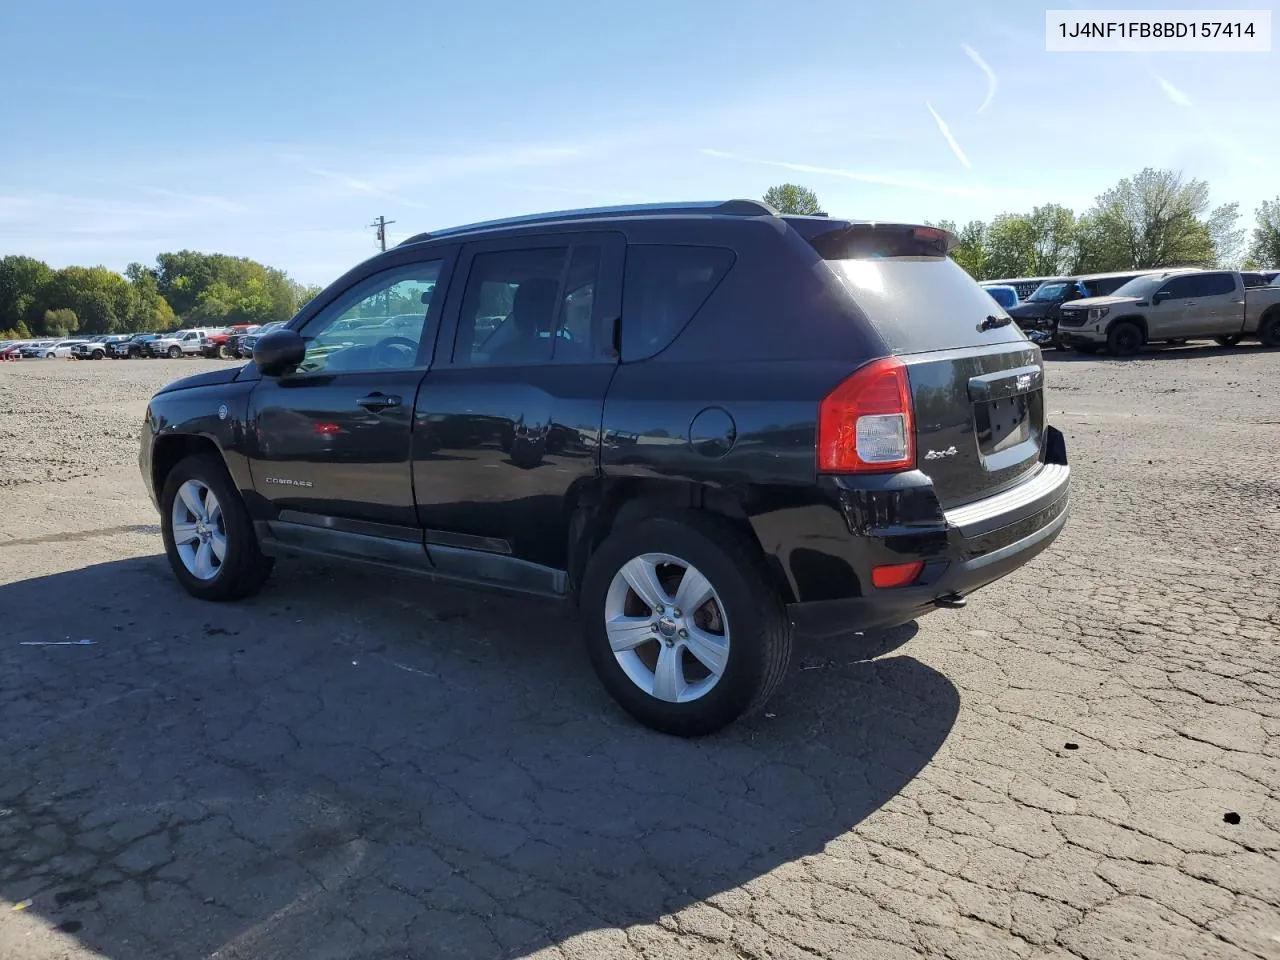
565, 477, 796, 604
150, 433, 228, 503
1106, 314, 1148, 341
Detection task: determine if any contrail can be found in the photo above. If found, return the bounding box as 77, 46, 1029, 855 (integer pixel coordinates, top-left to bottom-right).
962, 44, 998, 113
925, 103, 971, 169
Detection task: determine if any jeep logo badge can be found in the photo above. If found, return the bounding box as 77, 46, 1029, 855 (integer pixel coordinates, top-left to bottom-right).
217, 403, 229, 421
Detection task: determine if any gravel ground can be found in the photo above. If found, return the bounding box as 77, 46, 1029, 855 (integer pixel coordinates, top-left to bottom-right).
0, 348, 1277, 960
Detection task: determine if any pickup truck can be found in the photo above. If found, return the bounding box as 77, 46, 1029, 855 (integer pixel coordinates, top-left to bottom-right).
1057, 269, 1280, 356
147, 329, 209, 358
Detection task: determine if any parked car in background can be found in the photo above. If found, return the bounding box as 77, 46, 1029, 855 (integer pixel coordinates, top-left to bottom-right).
980, 283, 1019, 310
201, 325, 257, 359
112, 333, 159, 357
984, 275, 1060, 300
235, 321, 284, 358
1058, 269, 1280, 355
147, 329, 214, 358
19, 340, 54, 358
1008, 270, 1193, 347
138, 200, 1070, 736
0, 342, 23, 360
72, 334, 131, 360
40, 339, 89, 358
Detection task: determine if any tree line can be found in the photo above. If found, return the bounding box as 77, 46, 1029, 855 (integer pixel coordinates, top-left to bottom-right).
764, 168, 1280, 279
0, 252, 323, 341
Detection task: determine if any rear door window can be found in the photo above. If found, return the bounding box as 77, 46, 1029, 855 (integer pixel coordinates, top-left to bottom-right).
620, 245, 735, 361
1198, 272, 1237, 296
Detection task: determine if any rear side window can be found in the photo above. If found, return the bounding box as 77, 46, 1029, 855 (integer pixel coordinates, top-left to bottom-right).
621, 245, 735, 361
1198, 273, 1237, 296
1164, 272, 1235, 298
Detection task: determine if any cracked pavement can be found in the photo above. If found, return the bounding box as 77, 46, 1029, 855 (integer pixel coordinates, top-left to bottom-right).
0, 349, 1277, 959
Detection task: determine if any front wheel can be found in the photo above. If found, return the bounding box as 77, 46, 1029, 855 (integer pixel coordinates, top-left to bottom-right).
1106, 321, 1143, 357
160, 454, 272, 601
1213, 335, 1241, 347
167, 345, 182, 359
580, 513, 792, 737
91, 349, 105, 360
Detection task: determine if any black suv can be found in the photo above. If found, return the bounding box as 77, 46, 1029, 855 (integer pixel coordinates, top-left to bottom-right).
139, 200, 1070, 736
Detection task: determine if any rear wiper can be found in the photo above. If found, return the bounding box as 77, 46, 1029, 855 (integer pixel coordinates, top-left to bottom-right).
979, 314, 1013, 331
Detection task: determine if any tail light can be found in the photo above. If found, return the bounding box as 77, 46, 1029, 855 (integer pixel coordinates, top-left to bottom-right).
818, 357, 915, 473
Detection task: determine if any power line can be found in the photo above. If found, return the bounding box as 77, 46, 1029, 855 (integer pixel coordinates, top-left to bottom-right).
369, 215, 396, 252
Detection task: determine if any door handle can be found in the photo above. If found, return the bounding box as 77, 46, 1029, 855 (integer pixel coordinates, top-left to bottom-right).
357, 393, 402, 411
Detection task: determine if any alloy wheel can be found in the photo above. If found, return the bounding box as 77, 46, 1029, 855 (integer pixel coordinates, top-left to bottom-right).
603, 552, 731, 703
170, 479, 227, 580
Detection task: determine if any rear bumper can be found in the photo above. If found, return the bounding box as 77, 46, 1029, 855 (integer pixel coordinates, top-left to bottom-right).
778, 427, 1070, 640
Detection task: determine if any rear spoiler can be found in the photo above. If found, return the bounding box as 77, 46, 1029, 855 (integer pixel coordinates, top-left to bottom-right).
784, 218, 957, 259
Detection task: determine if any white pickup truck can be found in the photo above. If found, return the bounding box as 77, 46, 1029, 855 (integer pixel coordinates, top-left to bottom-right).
1057, 269, 1280, 356
146, 329, 214, 358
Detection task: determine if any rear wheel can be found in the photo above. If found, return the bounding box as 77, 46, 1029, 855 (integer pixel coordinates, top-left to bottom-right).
1259, 314, 1280, 348
580, 512, 792, 737
217, 344, 231, 359
1213, 335, 1241, 347
167, 345, 182, 359
160, 454, 272, 601
1106, 321, 1142, 357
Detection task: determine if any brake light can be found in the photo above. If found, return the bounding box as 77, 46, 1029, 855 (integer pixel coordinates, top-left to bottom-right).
818, 357, 915, 473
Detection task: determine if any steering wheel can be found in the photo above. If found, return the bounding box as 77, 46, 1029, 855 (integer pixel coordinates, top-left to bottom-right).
372, 336, 418, 368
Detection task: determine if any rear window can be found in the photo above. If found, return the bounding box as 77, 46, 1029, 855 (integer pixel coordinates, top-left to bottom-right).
819, 226, 1027, 353
621, 245, 734, 360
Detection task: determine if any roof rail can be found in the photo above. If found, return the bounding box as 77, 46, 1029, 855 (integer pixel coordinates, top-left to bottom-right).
398, 198, 777, 246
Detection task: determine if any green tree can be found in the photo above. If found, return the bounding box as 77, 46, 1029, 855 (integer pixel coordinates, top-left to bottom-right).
124, 263, 177, 331
290, 280, 324, 309
149, 251, 304, 325
37, 266, 134, 334
984, 213, 1039, 278
1247, 198, 1280, 268
0, 255, 54, 331
763, 183, 823, 215
0, 320, 33, 340
42, 308, 79, 338
1078, 168, 1227, 270
1026, 204, 1078, 275
932, 219, 989, 278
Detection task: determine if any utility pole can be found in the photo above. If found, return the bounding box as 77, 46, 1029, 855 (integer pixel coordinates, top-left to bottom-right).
369, 215, 396, 252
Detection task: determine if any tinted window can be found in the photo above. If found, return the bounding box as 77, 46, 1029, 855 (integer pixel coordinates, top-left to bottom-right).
1163, 273, 1235, 298
1092, 275, 1136, 295
295, 260, 443, 374
454, 245, 606, 366
1239, 272, 1265, 288
620, 245, 734, 361
1198, 273, 1237, 296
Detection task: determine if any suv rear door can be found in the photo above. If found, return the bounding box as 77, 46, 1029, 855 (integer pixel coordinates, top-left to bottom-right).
814, 225, 1047, 508
411, 232, 624, 573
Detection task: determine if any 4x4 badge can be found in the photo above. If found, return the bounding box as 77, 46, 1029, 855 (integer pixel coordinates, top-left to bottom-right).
924, 446, 958, 460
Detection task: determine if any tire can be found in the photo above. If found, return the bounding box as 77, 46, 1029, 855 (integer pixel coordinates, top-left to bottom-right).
167, 345, 182, 359
580, 511, 792, 737
217, 344, 231, 359
44, 353, 54, 359
1259, 313, 1280, 349
1213, 335, 1240, 347
1106, 321, 1143, 357
91, 350, 105, 360
1075, 344, 1099, 354
160, 453, 272, 602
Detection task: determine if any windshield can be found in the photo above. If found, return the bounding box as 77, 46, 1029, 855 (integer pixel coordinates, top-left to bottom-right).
1028, 282, 1070, 302
1108, 274, 1167, 299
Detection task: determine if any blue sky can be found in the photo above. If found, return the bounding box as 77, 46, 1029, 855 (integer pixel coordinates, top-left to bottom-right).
1, 0, 1275, 284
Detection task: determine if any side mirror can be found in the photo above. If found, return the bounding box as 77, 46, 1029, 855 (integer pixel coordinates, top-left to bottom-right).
253, 328, 305, 377
1152, 290, 1172, 304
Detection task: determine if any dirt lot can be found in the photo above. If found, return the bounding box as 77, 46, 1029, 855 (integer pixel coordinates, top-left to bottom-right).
1, 349, 1277, 960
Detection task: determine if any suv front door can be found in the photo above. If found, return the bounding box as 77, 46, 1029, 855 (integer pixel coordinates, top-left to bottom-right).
247, 250, 455, 534
411, 232, 624, 582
